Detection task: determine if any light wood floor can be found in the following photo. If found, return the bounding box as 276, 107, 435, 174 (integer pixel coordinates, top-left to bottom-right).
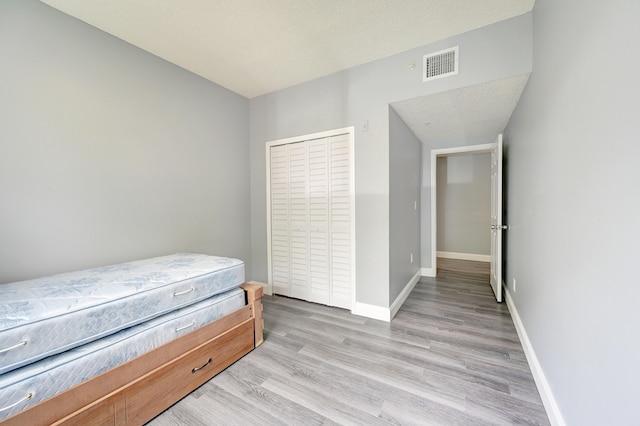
437, 257, 490, 277
148, 271, 550, 425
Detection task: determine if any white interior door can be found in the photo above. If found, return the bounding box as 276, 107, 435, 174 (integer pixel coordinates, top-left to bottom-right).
490, 134, 504, 302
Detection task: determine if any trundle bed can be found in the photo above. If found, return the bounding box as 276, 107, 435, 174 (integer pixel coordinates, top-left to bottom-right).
0, 253, 264, 425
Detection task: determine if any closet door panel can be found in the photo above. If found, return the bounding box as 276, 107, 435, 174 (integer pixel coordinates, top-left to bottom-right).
288, 142, 309, 300
270, 145, 291, 296
308, 139, 330, 305
329, 135, 353, 309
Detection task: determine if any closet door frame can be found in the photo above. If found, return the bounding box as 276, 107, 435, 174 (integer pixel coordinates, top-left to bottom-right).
266, 126, 355, 311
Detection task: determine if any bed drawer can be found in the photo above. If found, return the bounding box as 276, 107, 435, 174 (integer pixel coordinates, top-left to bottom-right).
53, 318, 254, 426
125, 319, 254, 424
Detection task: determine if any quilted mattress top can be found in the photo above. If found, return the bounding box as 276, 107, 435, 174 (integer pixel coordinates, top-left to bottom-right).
0, 253, 244, 374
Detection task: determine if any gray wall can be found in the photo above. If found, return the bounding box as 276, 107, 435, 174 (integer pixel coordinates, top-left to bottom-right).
250, 13, 532, 308
504, 0, 640, 424
0, 0, 251, 283
389, 107, 421, 303
436, 154, 490, 256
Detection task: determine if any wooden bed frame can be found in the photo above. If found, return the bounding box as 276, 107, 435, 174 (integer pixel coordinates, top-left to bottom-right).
0, 283, 264, 426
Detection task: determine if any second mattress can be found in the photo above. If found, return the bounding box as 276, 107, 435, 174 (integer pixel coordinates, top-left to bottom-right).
0, 253, 244, 374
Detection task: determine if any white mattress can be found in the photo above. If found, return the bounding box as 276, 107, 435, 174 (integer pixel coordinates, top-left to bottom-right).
0, 287, 245, 421
0, 253, 244, 375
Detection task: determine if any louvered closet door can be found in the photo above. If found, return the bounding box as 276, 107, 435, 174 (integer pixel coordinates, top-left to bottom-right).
307, 138, 330, 305
268, 129, 353, 309
329, 134, 352, 309
269, 144, 290, 296
288, 142, 309, 300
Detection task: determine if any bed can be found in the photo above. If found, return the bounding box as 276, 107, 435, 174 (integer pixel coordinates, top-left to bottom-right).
0, 253, 264, 425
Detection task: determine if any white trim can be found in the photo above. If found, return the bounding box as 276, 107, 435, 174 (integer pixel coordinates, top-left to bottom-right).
352, 302, 390, 322
266, 127, 354, 148
247, 280, 271, 296
265, 143, 275, 303
390, 270, 421, 319
348, 129, 357, 313
430, 142, 495, 283
421, 267, 436, 277
436, 251, 491, 263
353, 268, 422, 322
505, 287, 566, 426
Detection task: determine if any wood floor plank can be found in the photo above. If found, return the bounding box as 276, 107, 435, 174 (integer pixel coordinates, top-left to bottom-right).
378, 399, 494, 426
245, 345, 386, 416
148, 271, 550, 425
213, 364, 328, 426
261, 375, 389, 426
437, 258, 491, 276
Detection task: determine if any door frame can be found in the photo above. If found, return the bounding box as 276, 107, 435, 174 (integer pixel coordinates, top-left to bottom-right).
429, 142, 495, 279
265, 126, 356, 310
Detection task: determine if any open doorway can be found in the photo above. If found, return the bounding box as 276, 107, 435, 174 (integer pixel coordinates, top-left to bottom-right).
429, 137, 504, 302
435, 151, 491, 277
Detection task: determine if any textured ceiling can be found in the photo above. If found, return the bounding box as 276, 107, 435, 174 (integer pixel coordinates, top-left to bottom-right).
391, 74, 530, 145
40, 0, 534, 99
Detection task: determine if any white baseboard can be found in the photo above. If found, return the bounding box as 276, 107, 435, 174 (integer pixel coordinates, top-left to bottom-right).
352, 302, 390, 322
390, 270, 421, 320
505, 288, 565, 426
247, 280, 271, 295
437, 251, 490, 262
352, 270, 422, 322
421, 267, 436, 277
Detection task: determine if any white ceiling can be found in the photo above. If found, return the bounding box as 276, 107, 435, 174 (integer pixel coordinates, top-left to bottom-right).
39, 1, 534, 145
391, 74, 530, 145
40, 0, 534, 99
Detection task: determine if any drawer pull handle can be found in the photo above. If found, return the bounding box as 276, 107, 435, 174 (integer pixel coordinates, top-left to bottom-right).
173, 287, 194, 297
191, 358, 212, 373
0, 392, 33, 413
0, 340, 27, 354
175, 321, 196, 332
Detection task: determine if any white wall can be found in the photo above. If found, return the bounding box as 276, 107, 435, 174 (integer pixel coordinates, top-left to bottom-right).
436, 154, 491, 256
504, 0, 640, 424
0, 0, 251, 283
250, 13, 532, 309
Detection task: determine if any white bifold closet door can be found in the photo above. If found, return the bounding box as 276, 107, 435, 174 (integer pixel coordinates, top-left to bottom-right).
268, 131, 353, 309
328, 135, 352, 309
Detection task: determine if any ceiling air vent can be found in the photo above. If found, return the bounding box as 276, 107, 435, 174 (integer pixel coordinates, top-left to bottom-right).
423, 46, 458, 82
